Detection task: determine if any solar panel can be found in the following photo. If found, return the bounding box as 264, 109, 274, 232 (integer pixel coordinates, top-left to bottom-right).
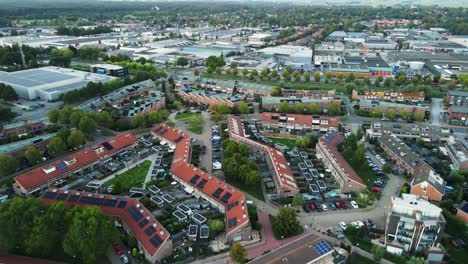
154, 127, 163, 133
103, 199, 117, 207
43, 191, 57, 200
196, 179, 207, 189
189, 175, 200, 185
227, 217, 237, 228
139, 218, 149, 228
149, 235, 163, 248
227, 201, 239, 211
213, 188, 223, 199
57, 162, 68, 170
145, 225, 156, 236
160, 129, 168, 135
102, 142, 114, 150
68, 195, 79, 202
314, 240, 332, 256
220, 192, 232, 204
57, 193, 68, 200
174, 136, 184, 143
128, 206, 143, 222
117, 200, 127, 208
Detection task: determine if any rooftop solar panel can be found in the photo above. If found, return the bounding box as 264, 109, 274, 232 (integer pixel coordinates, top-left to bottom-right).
128, 206, 143, 222
227, 201, 239, 211
57, 193, 68, 200
102, 142, 114, 150
149, 235, 163, 248
174, 136, 184, 143
220, 192, 232, 204
43, 191, 58, 200
68, 195, 79, 202
160, 129, 168, 135
213, 188, 223, 199
154, 127, 163, 133
103, 198, 117, 207
139, 217, 149, 228
57, 162, 68, 170
314, 240, 332, 256
227, 217, 238, 228
145, 225, 156, 236
189, 175, 200, 185
117, 200, 127, 208
196, 179, 207, 189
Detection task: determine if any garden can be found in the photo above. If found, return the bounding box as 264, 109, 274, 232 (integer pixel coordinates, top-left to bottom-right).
105, 160, 151, 194
175, 112, 204, 134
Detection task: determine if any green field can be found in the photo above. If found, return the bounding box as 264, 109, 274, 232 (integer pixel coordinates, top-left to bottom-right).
105, 160, 151, 191
175, 112, 204, 134
267, 137, 297, 149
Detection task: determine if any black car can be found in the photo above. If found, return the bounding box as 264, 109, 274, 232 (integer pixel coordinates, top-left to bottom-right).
303, 204, 310, 213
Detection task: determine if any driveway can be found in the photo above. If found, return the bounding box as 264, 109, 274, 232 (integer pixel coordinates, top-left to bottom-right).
430, 98, 443, 126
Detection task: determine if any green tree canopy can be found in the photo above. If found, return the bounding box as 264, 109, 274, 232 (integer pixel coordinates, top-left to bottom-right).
230, 242, 247, 264
47, 137, 67, 157
67, 130, 86, 148
79, 116, 96, 134
25, 146, 42, 165
237, 101, 250, 114
271, 207, 302, 239
0, 154, 19, 176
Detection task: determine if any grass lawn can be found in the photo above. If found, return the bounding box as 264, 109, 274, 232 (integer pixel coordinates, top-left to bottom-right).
100, 129, 115, 137
267, 137, 297, 149
227, 178, 265, 201
347, 253, 376, 264
175, 112, 204, 134
105, 160, 151, 189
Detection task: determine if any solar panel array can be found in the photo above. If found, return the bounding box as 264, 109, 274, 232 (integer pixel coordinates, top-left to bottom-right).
44, 191, 58, 199
196, 179, 207, 189
220, 192, 232, 204
57, 162, 68, 170
213, 188, 223, 199
149, 235, 163, 248
227, 201, 239, 211
313, 240, 333, 256
174, 136, 184, 143
80, 195, 104, 205
190, 175, 200, 184
57, 193, 68, 200
227, 217, 238, 228
128, 206, 143, 222
160, 129, 168, 135
139, 217, 149, 228
102, 142, 114, 150
117, 200, 127, 208
145, 225, 157, 236
68, 194, 80, 202
103, 198, 118, 207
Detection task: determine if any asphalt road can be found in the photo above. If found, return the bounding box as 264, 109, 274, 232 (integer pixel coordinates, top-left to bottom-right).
430, 98, 443, 126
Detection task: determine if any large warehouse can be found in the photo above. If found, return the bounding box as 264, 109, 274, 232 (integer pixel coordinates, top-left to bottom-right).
0, 66, 115, 101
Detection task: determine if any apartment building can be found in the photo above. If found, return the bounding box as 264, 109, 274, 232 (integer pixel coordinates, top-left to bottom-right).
13, 133, 138, 196
177, 84, 236, 107
447, 106, 468, 125
280, 88, 336, 99
446, 90, 468, 106
41, 189, 172, 264
359, 99, 426, 115
228, 116, 299, 197
1, 120, 46, 139
316, 132, 366, 193
385, 194, 446, 262
352, 90, 425, 103
445, 137, 468, 171
366, 121, 451, 142
260, 112, 339, 132
261, 97, 341, 112
151, 124, 251, 242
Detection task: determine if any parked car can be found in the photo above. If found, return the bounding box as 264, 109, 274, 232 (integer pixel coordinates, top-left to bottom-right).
375, 154, 381, 160
120, 254, 129, 264
371, 187, 382, 193
334, 201, 342, 208
374, 181, 383, 187
303, 204, 310, 213
308, 203, 316, 211
329, 203, 337, 210
114, 244, 123, 255
351, 200, 359, 209
321, 204, 328, 211
379, 158, 386, 164
316, 203, 323, 212
339, 221, 347, 230
340, 201, 347, 209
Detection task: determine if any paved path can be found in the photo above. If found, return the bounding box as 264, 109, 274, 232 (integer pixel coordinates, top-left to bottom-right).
430, 98, 443, 126
143, 154, 158, 188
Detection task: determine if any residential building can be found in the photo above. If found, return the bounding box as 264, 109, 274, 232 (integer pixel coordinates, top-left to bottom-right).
316, 132, 366, 193
447, 106, 468, 125
445, 137, 468, 171
446, 90, 468, 106
365, 121, 451, 142
352, 90, 425, 103
260, 112, 339, 132
0, 133, 55, 157
455, 201, 468, 224
41, 189, 172, 264
261, 96, 341, 112
177, 84, 237, 107
1, 120, 46, 139
151, 124, 251, 243
13, 132, 138, 196
410, 169, 446, 202
91, 64, 128, 77
359, 99, 426, 115
385, 194, 446, 262
228, 116, 299, 197
280, 89, 336, 99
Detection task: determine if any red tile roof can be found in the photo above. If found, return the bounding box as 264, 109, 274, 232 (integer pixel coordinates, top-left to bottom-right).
40, 188, 169, 257
319, 132, 365, 186
228, 116, 299, 192
152, 124, 249, 234
15, 132, 138, 192
261, 112, 339, 128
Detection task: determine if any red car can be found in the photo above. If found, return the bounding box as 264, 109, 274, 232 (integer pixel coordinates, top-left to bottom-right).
372, 187, 382, 193
308, 203, 316, 211
335, 201, 341, 208
340, 201, 347, 209
114, 244, 124, 255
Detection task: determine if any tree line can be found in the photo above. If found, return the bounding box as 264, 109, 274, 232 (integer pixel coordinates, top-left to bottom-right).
56, 26, 112, 36
0, 197, 116, 264
222, 140, 260, 186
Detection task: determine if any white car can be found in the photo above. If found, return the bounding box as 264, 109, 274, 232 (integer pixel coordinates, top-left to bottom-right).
339, 221, 347, 230
212, 161, 222, 170
375, 154, 381, 160
379, 158, 386, 164
120, 255, 129, 264
351, 221, 365, 228
321, 204, 328, 211
351, 200, 359, 209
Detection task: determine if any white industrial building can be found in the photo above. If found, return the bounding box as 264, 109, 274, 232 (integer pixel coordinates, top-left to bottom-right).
0, 66, 115, 101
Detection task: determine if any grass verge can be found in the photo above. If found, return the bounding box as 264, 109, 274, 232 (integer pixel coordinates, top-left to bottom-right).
267, 137, 297, 149
175, 112, 204, 134
105, 160, 151, 190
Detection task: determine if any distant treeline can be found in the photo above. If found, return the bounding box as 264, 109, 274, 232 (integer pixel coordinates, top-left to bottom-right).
56, 26, 112, 36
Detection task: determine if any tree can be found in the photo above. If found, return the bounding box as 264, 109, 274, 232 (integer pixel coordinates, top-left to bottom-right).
336, 73, 343, 83
232, 67, 238, 76
271, 207, 302, 239
229, 242, 247, 264
67, 130, 86, 149
271, 69, 278, 79
63, 206, 115, 264
412, 111, 425, 122
292, 194, 305, 206
215, 67, 222, 75
306, 103, 320, 114
278, 101, 289, 113
328, 102, 341, 115
400, 109, 409, 120
208, 219, 224, 234
282, 69, 290, 79
147, 111, 163, 124
0, 154, 19, 176
375, 75, 383, 86
325, 72, 332, 82
384, 77, 392, 87
293, 70, 301, 82
96, 111, 113, 128
371, 107, 383, 118
47, 137, 67, 157
69, 110, 85, 128
303, 71, 310, 82
346, 73, 355, 83
217, 103, 232, 114
296, 136, 310, 149
237, 102, 249, 114
207, 66, 214, 74
314, 72, 320, 82
250, 68, 258, 78
79, 116, 96, 134
173, 100, 182, 109
192, 69, 199, 76
59, 106, 73, 124
294, 102, 304, 114
242, 67, 248, 76
25, 146, 42, 165
175, 57, 188, 67
386, 109, 396, 120
382, 164, 392, 174
261, 68, 268, 78
407, 256, 428, 264
48, 109, 59, 123
0, 83, 18, 101
424, 76, 432, 85
131, 114, 145, 128
371, 245, 385, 262
270, 86, 282, 96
